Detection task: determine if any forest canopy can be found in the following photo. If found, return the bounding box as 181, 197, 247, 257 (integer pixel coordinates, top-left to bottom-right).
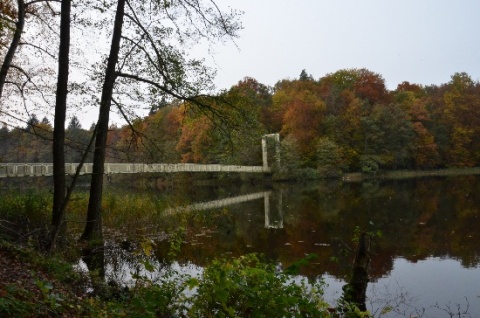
2, 69, 480, 176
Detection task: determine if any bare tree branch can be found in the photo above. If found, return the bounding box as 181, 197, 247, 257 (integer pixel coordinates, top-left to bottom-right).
18, 42, 56, 59
26, 0, 61, 6
112, 97, 165, 161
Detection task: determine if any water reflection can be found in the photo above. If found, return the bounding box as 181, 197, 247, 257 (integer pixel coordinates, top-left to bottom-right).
11, 174, 477, 316
342, 232, 371, 312
165, 190, 285, 229
264, 190, 283, 229
139, 175, 480, 316
136, 176, 480, 274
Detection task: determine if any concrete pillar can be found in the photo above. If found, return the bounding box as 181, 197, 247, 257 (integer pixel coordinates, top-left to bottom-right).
262, 136, 268, 169
274, 133, 281, 168
262, 133, 280, 170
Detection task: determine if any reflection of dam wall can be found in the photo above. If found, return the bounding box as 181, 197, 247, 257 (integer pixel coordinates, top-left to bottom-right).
264, 190, 283, 229
164, 190, 283, 229
0, 162, 269, 178
164, 191, 271, 214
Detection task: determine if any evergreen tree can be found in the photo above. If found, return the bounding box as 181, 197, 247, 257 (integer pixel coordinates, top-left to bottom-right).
299, 69, 313, 81
26, 114, 39, 131
67, 116, 82, 130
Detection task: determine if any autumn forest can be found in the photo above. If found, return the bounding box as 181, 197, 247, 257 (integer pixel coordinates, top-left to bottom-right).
2, 68, 480, 178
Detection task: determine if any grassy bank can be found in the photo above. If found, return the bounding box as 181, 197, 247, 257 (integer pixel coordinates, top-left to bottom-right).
341, 166, 480, 182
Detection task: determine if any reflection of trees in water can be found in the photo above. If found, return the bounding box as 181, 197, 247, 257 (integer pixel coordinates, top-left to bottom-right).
341, 232, 371, 312
75, 176, 480, 317
82, 241, 177, 287
81, 176, 480, 274
163, 176, 480, 280
341, 178, 480, 274
80, 239, 477, 318
340, 231, 477, 317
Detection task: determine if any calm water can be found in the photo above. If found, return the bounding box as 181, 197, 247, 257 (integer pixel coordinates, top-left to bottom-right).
5, 174, 480, 316
96, 175, 480, 317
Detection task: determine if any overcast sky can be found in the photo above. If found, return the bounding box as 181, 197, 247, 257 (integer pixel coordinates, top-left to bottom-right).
208, 0, 480, 90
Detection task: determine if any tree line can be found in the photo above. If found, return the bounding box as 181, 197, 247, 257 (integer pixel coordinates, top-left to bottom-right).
31, 69, 476, 179
2, 69, 480, 178
0, 115, 92, 162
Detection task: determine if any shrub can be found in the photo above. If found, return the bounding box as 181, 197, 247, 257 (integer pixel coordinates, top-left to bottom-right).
188, 254, 330, 317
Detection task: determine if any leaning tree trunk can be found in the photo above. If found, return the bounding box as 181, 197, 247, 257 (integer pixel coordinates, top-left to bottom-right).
81, 0, 125, 241
48, 0, 71, 250
342, 232, 371, 312
0, 0, 25, 98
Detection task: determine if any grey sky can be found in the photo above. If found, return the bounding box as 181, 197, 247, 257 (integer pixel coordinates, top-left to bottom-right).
209, 0, 480, 90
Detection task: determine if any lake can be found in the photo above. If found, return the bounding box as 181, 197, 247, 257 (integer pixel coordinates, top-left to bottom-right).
4, 174, 480, 316
90, 174, 479, 317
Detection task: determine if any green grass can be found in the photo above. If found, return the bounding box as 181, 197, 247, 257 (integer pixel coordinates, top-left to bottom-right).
341, 166, 480, 181
0, 188, 186, 243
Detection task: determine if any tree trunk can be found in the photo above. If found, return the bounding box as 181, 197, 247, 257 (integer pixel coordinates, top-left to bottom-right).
342, 232, 371, 312
48, 0, 71, 250
81, 0, 125, 241
0, 0, 25, 98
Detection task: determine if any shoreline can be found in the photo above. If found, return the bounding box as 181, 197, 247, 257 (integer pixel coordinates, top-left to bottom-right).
342, 167, 480, 182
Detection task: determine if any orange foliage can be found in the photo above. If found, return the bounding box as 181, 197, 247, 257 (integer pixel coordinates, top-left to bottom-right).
176, 115, 213, 163
319, 68, 390, 107
396, 81, 424, 96
281, 91, 325, 160
412, 122, 439, 168
408, 99, 430, 122
353, 69, 391, 105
